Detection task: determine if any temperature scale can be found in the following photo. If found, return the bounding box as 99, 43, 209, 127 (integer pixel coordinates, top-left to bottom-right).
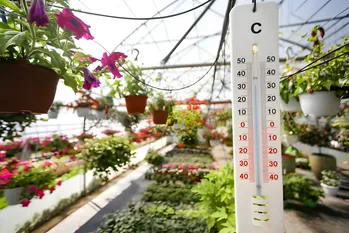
230, 2, 283, 233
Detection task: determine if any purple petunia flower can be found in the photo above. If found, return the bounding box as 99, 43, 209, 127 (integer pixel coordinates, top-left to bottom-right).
81, 67, 101, 90
28, 0, 50, 27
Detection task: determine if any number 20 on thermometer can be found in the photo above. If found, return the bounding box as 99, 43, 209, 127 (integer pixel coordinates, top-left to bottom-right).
230, 2, 283, 233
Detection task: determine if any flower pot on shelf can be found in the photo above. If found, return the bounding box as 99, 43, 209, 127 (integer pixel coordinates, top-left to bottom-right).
299, 91, 341, 117
282, 154, 296, 173
0, 61, 59, 114
4, 187, 24, 205
280, 97, 301, 112
321, 183, 339, 196
153, 111, 168, 124
96, 110, 107, 120
281, 134, 298, 145
76, 107, 90, 118
48, 110, 59, 119
125, 95, 147, 114
309, 153, 336, 180
210, 140, 221, 147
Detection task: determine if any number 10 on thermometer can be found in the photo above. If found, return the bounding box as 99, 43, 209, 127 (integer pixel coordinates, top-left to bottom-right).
230, 2, 283, 233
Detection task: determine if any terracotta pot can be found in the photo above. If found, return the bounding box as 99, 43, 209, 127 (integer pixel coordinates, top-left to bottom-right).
125, 95, 147, 114
282, 154, 296, 173
153, 111, 168, 124
0, 60, 59, 113
309, 153, 336, 180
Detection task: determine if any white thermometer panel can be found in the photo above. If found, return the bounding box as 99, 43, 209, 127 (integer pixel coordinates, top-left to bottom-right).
230, 2, 283, 233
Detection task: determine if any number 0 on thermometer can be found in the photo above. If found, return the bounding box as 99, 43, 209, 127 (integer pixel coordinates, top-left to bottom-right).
230, 2, 283, 233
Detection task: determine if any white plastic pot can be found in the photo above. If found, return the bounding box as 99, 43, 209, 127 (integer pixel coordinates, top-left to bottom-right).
321, 183, 339, 196
76, 107, 90, 118
280, 97, 301, 112
281, 134, 298, 145
48, 110, 59, 119
96, 110, 107, 120
4, 187, 23, 205
210, 140, 221, 147
299, 91, 341, 117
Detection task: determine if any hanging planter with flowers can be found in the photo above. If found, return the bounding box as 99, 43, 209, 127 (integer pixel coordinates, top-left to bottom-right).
48, 101, 64, 119
148, 93, 176, 125
0, 0, 127, 114
288, 26, 349, 117
67, 91, 98, 118
94, 97, 112, 120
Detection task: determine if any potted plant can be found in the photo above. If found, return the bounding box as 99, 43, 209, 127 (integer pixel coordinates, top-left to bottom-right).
48, 101, 64, 119
290, 26, 349, 117
0, 158, 57, 206
113, 61, 151, 114
0, 0, 106, 113
76, 132, 94, 144
102, 129, 120, 136
67, 91, 98, 118
0, 141, 23, 159
210, 131, 223, 147
320, 170, 340, 196
148, 93, 176, 124
281, 143, 296, 174
280, 62, 302, 112
281, 112, 300, 144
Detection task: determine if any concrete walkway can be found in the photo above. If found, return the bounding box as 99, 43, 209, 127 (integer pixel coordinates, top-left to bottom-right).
211, 144, 233, 168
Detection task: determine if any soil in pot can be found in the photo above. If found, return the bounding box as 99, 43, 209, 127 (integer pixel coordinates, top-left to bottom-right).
309, 153, 336, 180
282, 154, 296, 173
0, 60, 59, 114
125, 96, 148, 114
153, 111, 168, 124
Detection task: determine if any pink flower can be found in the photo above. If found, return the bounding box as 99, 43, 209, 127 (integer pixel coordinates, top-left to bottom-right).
57, 180, 62, 186
42, 160, 53, 168
36, 189, 45, 199
0, 169, 14, 179
81, 67, 101, 90
70, 155, 76, 161
0, 152, 6, 162
21, 200, 31, 207
101, 52, 127, 78
55, 7, 94, 40
49, 187, 56, 194
28, 0, 49, 27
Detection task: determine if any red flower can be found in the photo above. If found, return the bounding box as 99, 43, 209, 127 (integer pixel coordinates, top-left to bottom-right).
194, 177, 201, 182
36, 189, 45, 199
57, 180, 62, 186
55, 7, 94, 40
21, 200, 31, 207
49, 187, 56, 194
179, 143, 185, 148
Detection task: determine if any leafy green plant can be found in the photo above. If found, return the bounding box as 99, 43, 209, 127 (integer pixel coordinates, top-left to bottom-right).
0, 113, 38, 141
291, 26, 349, 97
111, 61, 151, 97
142, 183, 200, 205
283, 173, 324, 206
96, 202, 208, 233
145, 150, 165, 166
190, 164, 236, 233
321, 170, 340, 187
49, 101, 64, 112
79, 137, 134, 182
173, 107, 204, 146
164, 154, 213, 168
148, 92, 176, 113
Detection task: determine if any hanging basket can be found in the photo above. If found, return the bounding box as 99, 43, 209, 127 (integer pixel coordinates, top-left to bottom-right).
96, 110, 107, 119
299, 91, 341, 117
0, 60, 59, 114
48, 110, 59, 119
76, 107, 90, 118
280, 97, 301, 112
152, 111, 168, 124
125, 95, 148, 114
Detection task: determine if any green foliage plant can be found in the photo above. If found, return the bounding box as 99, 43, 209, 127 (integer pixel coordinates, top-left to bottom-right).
49, 101, 64, 112
144, 150, 165, 166
148, 92, 176, 113
0, 113, 38, 141
190, 164, 236, 233
79, 137, 134, 182
321, 170, 340, 187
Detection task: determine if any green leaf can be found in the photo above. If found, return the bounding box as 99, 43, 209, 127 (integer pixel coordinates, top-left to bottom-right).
0, 29, 27, 54
0, 0, 22, 14
0, 22, 12, 29
63, 73, 78, 92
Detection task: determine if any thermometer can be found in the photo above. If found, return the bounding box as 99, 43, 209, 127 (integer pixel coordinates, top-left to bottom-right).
230, 2, 283, 233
